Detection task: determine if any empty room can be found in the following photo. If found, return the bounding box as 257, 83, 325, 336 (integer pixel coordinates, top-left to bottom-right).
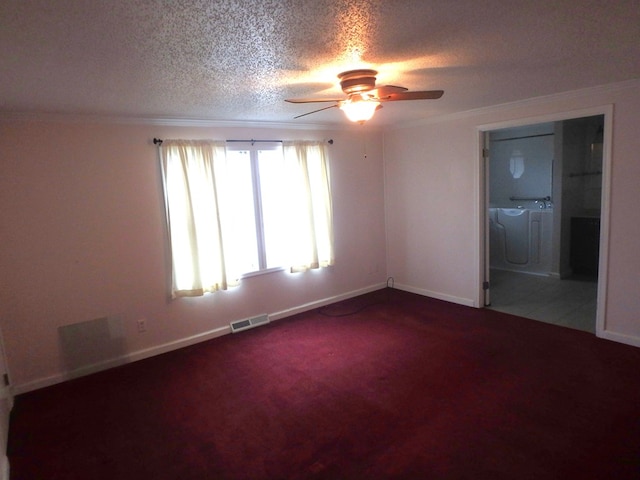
1, 1, 640, 479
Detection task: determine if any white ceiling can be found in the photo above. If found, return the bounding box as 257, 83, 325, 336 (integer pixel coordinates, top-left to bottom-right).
2, 0, 639, 127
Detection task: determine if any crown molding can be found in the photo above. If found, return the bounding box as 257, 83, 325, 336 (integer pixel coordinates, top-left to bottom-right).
0, 111, 353, 131
3, 78, 637, 131
389, 78, 640, 131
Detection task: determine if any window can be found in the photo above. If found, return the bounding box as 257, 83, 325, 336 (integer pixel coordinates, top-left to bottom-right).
224, 143, 288, 273
159, 139, 334, 298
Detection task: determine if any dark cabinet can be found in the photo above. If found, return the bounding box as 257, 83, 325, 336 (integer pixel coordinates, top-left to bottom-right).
570, 217, 600, 276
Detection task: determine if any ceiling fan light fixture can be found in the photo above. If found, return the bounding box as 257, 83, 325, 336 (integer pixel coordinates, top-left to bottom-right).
339, 98, 379, 124
286, 68, 443, 122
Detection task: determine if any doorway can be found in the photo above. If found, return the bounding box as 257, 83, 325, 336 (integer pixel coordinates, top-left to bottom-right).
479, 110, 610, 334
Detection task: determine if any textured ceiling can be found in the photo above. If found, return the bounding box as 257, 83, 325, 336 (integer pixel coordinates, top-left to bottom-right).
2, 0, 640, 126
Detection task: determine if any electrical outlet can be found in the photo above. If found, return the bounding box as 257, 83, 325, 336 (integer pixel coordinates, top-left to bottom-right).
136, 318, 147, 333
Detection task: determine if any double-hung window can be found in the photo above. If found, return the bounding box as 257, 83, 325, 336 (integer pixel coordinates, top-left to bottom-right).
224, 142, 290, 273
159, 139, 334, 298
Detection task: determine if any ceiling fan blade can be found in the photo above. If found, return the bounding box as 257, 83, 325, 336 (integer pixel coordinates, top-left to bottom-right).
382, 90, 444, 101
285, 97, 344, 104
293, 104, 338, 119
370, 85, 408, 98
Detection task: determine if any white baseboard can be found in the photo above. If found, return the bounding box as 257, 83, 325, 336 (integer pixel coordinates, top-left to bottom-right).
13, 283, 388, 395
12, 281, 638, 395
598, 329, 640, 348
0, 455, 8, 480
12, 324, 232, 395
270, 283, 387, 320
393, 283, 476, 307
392, 284, 640, 348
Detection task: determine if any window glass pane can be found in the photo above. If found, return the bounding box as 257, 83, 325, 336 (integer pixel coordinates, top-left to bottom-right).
258, 148, 290, 269
223, 150, 260, 274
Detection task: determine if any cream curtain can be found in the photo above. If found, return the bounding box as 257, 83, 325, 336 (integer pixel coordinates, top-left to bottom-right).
160, 140, 242, 298
282, 141, 335, 272
159, 139, 334, 298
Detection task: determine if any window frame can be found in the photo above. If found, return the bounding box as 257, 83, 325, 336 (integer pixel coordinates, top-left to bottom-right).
224, 141, 286, 277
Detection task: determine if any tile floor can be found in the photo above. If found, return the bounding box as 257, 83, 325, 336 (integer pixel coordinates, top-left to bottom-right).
487, 269, 598, 333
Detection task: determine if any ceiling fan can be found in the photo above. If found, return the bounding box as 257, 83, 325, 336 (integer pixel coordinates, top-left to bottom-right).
285, 69, 444, 123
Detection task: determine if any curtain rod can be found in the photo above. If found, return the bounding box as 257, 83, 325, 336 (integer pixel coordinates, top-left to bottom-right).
490, 133, 554, 143
153, 138, 333, 146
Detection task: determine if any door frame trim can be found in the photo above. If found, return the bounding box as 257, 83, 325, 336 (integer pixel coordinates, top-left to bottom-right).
475, 104, 613, 337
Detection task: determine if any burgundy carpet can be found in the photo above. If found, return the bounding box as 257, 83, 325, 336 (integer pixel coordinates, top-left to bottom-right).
8, 289, 640, 479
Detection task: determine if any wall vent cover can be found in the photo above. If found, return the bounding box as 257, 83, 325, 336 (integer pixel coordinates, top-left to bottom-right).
230, 314, 270, 333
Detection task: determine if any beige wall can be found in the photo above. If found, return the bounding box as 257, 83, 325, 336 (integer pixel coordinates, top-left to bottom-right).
384, 80, 640, 346
2, 79, 639, 392
0, 121, 388, 392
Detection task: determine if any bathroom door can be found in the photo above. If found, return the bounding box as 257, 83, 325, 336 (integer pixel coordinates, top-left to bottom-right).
482, 135, 491, 306
481, 122, 555, 306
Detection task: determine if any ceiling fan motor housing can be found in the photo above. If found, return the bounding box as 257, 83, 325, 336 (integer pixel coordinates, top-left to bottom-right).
285, 69, 443, 121
338, 69, 378, 94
